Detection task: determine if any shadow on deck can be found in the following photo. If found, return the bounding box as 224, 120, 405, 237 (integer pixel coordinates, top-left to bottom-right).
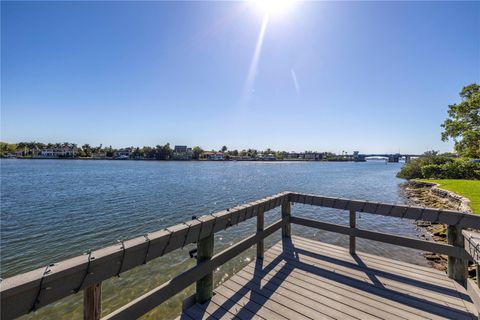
180, 236, 477, 320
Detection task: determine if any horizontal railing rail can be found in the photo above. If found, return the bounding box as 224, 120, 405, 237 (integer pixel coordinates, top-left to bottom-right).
289, 192, 479, 228
2, 191, 479, 320
291, 216, 471, 259
289, 192, 480, 282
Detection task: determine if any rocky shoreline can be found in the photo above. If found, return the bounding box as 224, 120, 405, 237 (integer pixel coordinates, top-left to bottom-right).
401, 181, 476, 277
404, 180, 472, 213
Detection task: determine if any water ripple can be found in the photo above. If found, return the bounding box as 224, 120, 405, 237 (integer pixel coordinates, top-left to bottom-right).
1, 159, 427, 319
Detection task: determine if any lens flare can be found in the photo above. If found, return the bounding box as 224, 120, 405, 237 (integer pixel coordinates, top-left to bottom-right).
251, 0, 296, 15
242, 13, 270, 105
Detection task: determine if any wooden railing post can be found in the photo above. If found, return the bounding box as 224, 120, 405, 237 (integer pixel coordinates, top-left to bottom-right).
196, 233, 214, 304
282, 201, 291, 238
84, 282, 101, 320
447, 225, 467, 282
349, 210, 356, 255
257, 208, 264, 259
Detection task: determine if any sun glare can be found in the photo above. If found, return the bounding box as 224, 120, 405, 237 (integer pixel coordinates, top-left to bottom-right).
251, 0, 296, 15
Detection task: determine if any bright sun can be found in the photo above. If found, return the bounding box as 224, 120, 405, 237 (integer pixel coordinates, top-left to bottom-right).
251, 0, 296, 15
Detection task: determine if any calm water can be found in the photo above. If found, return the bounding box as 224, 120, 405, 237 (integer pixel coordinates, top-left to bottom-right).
1, 159, 428, 319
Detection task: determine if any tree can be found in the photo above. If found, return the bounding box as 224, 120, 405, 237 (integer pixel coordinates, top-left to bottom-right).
163, 143, 172, 159
132, 147, 141, 158
192, 146, 204, 160
247, 148, 257, 158
105, 146, 115, 157
441, 83, 480, 158
81, 144, 92, 157
142, 146, 155, 159
0, 142, 16, 156
156, 143, 172, 160
221, 146, 228, 153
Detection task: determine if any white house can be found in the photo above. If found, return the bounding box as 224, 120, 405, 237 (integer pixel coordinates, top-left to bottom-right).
204, 152, 224, 160
40, 148, 76, 158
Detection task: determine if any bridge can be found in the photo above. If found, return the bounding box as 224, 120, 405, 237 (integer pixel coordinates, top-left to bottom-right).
352, 152, 423, 163
1, 192, 479, 320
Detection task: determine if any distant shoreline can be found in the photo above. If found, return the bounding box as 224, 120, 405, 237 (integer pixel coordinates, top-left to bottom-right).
1, 157, 365, 162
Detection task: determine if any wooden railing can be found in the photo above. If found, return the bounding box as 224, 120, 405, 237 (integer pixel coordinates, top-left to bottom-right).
1, 192, 290, 320
287, 192, 480, 314
1, 191, 479, 320
463, 230, 480, 312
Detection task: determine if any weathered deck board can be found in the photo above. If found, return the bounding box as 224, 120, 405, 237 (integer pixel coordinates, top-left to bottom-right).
181, 236, 477, 320
272, 239, 465, 305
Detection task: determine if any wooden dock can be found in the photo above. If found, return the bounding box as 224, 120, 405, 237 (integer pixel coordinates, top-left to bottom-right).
2, 192, 480, 320
180, 236, 477, 320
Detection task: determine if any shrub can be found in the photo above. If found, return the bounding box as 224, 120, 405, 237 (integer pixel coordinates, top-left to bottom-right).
397, 155, 452, 179
397, 156, 480, 180
420, 164, 444, 179
397, 160, 423, 179
453, 160, 480, 179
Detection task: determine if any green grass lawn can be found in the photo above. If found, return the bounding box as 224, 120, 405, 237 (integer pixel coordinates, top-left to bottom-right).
417, 179, 480, 214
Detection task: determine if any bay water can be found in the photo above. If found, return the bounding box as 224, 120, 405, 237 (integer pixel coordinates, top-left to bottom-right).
1, 159, 427, 319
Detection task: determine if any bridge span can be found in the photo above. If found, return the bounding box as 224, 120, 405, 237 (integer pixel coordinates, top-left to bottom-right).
352, 152, 423, 163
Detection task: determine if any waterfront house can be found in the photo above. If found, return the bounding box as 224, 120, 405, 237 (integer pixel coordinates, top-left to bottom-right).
40, 148, 76, 158
204, 152, 224, 160
257, 153, 277, 161
5, 151, 23, 158
304, 152, 324, 160
229, 155, 252, 161
92, 151, 107, 159
263, 153, 277, 161
174, 145, 188, 153
173, 145, 192, 160
284, 152, 301, 159
114, 148, 133, 159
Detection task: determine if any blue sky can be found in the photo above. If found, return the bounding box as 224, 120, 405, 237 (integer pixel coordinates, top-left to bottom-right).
1, 1, 479, 153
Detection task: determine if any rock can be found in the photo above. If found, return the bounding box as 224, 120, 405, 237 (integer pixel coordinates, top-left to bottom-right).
400, 182, 474, 277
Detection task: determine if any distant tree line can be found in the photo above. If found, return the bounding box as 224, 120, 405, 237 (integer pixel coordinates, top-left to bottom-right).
1, 141, 336, 160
